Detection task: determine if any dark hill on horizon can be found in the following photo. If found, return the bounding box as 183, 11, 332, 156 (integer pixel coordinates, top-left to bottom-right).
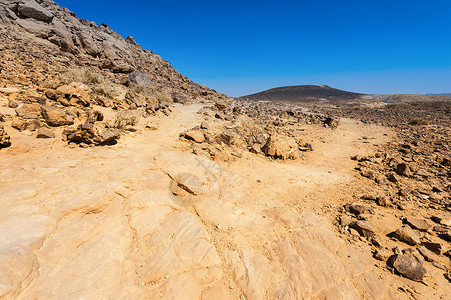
241, 85, 365, 102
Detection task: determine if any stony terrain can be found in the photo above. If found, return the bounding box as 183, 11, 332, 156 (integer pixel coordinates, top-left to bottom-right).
0, 1, 450, 299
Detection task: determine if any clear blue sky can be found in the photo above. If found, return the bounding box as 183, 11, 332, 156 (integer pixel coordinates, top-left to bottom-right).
55, 0, 451, 96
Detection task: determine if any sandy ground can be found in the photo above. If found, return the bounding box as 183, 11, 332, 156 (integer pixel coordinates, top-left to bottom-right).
0, 104, 448, 299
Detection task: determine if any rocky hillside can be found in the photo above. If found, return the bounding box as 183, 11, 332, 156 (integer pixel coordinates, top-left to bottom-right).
242, 85, 364, 102
0, 0, 223, 97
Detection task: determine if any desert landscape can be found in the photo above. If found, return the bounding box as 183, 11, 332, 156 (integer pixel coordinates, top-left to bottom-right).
0, 0, 450, 299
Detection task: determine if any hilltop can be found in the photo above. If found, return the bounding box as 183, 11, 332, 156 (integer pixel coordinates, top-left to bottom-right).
242, 85, 364, 102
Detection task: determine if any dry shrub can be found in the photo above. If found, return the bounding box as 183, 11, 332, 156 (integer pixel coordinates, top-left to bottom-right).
408, 118, 429, 125
62, 67, 119, 99
129, 83, 172, 104
113, 111, 140, 129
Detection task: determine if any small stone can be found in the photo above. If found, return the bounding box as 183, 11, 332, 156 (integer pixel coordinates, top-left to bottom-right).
377, 197, 391, 207
417, 246, 436, 262
373, 249, 390, 261
349, 220, 376, 238
399, 188, 411, 196
404, 217, 431, 232
339, 215, 353, 227
387, 172, 399, 183
36, 127, 55, 139
344, 203, 373, 216
395, 163, 412, 177
361, 170, 376, 180
184, 130, 205, 143
392, 226, 421, 246
375, 176, 390, 185
432, 262, 446, 270
431, 214, 451, 226
422, 241, 443, 255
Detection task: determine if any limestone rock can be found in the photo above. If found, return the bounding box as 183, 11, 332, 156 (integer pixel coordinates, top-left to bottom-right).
15, 103, 41, 119
184, 130, 205, 143
262, 135, 299, 160
63, 123, 120, 146
56, 82, 93, 107
41, 105, 75, 126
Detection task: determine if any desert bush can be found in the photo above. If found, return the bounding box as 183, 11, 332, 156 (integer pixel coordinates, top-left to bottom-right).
128, 83, 172, 104
62, 68, 119, 99
113, 111, 140, 129
408, 118, 429, 125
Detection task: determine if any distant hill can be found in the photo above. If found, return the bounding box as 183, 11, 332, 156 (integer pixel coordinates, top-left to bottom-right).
241, 85, 365, 102
427, 93, 451, 97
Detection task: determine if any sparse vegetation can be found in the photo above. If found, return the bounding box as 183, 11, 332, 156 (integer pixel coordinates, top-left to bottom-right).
62, 67, 119, 99
128, 82, 172, 104
113, 111, 140, 129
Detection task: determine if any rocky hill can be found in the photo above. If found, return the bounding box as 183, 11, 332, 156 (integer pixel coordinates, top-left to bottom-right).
242, 85, 364, 102
0, 0, 223, 97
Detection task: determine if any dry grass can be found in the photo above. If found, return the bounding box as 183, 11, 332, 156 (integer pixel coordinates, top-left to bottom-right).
129, 83, 172, 104
62, 68, 119, 99
113, 111, 140, 129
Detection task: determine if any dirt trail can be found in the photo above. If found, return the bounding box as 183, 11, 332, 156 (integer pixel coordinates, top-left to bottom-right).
1, 104, 445, 299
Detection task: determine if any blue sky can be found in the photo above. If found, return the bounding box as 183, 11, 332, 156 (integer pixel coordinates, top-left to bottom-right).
55, 0, 451, 96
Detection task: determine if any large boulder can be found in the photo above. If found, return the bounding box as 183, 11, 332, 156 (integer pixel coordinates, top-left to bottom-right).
15, 103, 42, 119
392, 250, 427, 282
56, 82, 93, 107
41, 105, 75, 126
262, 135, 300, 159
126, 70, 153, 89
18, 0, 53, 22
63, 123, 120, 146
0, 125, 11, 148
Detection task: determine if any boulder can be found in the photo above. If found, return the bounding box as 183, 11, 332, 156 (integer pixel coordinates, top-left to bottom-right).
63, 123, 120, 146
262, 135, 299, 160
349, 220, 376, 238
171, 92, 188, 104
56, 82, 92, 107
0, 124, 11, 148
18, 0, 53, 22
11, 119, 27, 131
41, 106, 75, 126
184, 130, 205, 143
15, 103, 42, 119
404, 217, 431, 232
392, 226, 421, 246
392, 251, 427, 282
36, 127, 55, 139
126, 70, 153, 89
